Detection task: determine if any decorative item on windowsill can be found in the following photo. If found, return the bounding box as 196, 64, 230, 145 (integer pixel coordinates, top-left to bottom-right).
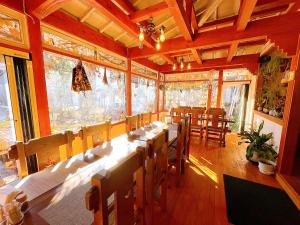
103, 68, 108, 85
71, 59, 92, 94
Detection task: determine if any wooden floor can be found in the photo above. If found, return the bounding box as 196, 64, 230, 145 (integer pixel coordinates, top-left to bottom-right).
155, 134, 280, 225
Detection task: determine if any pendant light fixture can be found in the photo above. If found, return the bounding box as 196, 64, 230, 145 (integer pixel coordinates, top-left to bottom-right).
138, 18, 166, 50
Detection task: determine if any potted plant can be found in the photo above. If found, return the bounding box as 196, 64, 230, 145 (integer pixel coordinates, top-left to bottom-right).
257, 144, 278, 175
238, 121, 273, 163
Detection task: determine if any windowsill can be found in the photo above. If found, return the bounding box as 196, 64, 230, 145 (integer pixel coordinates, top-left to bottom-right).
253, 110, 284, 126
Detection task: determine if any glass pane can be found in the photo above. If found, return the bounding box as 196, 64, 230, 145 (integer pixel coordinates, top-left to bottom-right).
0, 12, 22, 43
165, 82, 209, 110
211, 80, 218, 108
0, 55, 18, 186
44, 51, 126, 133
222, 85, 245, 132
131, 75, 157, 115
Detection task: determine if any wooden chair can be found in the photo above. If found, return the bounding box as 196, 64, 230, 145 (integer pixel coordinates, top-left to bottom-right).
189, 107, 206, 138
16, 132, 74, 178
125, 114, 141, 132
86, 147, 146, 225
205, 108, 226, 146
169, 108, 181, 123
80, 121, 111, 160
168, 117, 188, 186
140, 112, 152, 126
178, 106, 191, 115
146, 129, 169, 225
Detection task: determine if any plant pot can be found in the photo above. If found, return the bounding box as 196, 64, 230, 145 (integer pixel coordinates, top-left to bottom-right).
257, 106, 263, 111
258, 161, 275, 175
263, 108, 269, 114
249, 151, 260, 162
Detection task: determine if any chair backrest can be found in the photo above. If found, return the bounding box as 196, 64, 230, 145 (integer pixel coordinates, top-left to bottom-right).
206, 108, 226, 128
81, 121, 111, 153
176, 119, 187, 161
16, 131, 74, 178
178, 106, 191, 114
146, 129, 168, 224
140, 112, 152, 126
126, 114, 141, 132
189, 107, 206, 126
147, 129, 168, 189
86, 147, 146, 225
170, 108, 181, 123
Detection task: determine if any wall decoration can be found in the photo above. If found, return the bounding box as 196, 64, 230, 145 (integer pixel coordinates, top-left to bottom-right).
256, 52, 289, 118
0, 5, 28, 48
165, 70, 219, 82
131, 61, 158, 80
42, 25, 127, 70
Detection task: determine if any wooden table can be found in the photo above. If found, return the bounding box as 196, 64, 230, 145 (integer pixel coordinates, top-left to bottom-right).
20, 122, 177, 225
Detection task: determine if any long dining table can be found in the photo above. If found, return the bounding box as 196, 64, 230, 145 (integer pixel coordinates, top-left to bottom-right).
10, 121, 177, 225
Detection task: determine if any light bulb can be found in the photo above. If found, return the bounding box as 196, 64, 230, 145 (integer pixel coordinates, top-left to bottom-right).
172, 64, 177, 70
159, 28, 166, 42
180, 61, 184, 69
156, 40, 161, 50
138, 28, 144, 41
187, 63, 191, 70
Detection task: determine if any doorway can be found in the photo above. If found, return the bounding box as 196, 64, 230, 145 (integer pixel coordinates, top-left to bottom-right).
222, 83, 250, 133
0, 53, 38, 185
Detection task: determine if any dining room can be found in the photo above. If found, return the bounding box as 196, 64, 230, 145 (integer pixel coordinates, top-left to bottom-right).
0, 0, 300, 225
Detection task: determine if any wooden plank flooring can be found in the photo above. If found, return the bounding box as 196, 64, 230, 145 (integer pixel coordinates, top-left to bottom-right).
155, 134, 280, 225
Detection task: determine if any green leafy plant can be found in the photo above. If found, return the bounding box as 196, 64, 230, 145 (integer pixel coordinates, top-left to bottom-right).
238, 121, 277, 162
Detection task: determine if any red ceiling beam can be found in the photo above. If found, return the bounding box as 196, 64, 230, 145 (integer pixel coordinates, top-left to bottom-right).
236, 0, 258, 31
112, 0, 136, 14
227, 41, 239, 62
165, 0, 193, 41
28, 0, 72, 20
190, 49, 202, 64
160, 54, 259, 73
129, 12, 300, 58
130, 2, 169, 23
43, 11, 127, 56
85, 0, 154, 48
191, 6, 199, 33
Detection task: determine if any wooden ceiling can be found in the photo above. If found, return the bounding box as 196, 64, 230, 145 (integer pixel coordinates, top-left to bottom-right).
23, 0, 300, 72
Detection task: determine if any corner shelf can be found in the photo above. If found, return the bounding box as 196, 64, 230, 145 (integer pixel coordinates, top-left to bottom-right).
253, 110, 284, 126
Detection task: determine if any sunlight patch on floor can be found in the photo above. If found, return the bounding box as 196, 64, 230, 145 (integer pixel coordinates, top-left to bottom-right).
189, 155, 218, 184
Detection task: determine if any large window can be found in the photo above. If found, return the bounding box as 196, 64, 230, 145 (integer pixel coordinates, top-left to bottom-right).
165, 82, 209, 110
44, 51, 126, 133
131, 75, 157, 115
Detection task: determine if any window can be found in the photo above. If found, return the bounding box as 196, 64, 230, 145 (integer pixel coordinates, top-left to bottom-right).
44, 51, 126, 133
0, 55, 18, 185
210, 80, 219, 108
131, 75, 157, 115
165, 82, 209, 110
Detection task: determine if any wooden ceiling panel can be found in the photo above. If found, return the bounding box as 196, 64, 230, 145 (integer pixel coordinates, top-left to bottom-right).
202, 49, 228, 60
236, 45, 264, 56
133, 0, 163, 10
61, 0, 89, 19
216, 0, 240, 19
84, 10, 108, 30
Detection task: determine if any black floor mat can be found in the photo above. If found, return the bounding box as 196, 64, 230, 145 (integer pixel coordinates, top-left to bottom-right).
223, 174, 300, 225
